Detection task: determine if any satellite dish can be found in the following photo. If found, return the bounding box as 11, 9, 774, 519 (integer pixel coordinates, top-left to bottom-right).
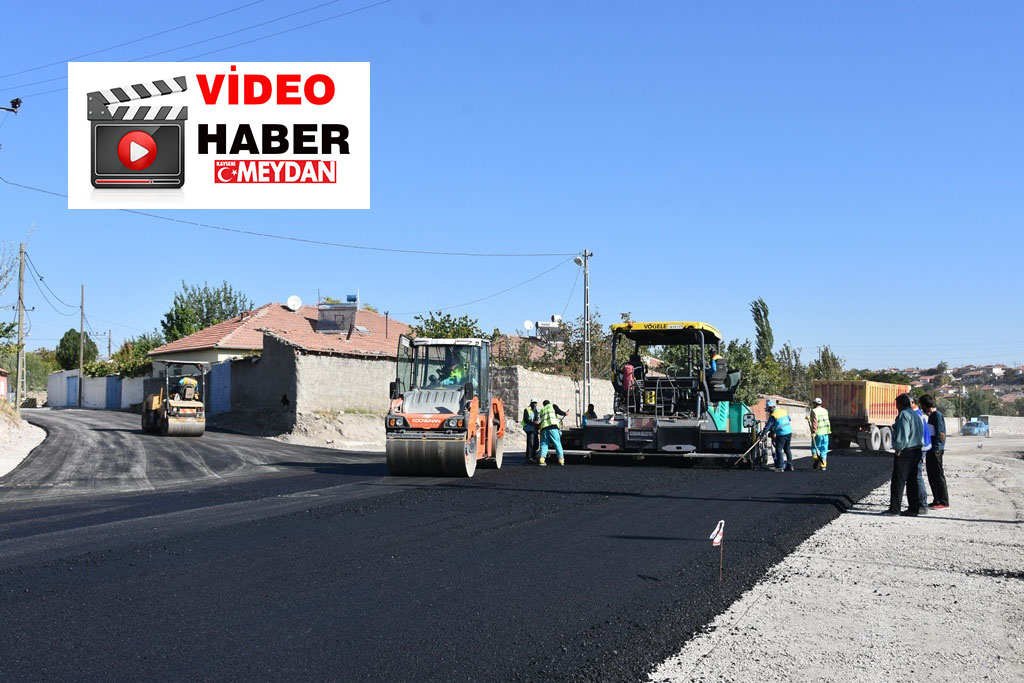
286, 295, 303, 312
523, 320, 534, 332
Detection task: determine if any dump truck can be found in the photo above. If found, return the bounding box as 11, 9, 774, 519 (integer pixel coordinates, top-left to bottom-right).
384, 336, 506, 477
811, 379, 910, 452
563, 321, 769, 466
141, 361, 209, 437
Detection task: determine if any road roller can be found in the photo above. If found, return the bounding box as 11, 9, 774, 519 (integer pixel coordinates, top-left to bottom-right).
141, 361, 209, 437
385, 335, 505, 477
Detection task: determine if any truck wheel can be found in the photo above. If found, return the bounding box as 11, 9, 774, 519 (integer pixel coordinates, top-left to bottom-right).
867, 425, 882, 451
880, 427, 893, 452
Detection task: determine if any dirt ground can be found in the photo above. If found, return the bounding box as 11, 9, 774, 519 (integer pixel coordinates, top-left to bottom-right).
0, 402, 46, 478
647, 434, 1024, 683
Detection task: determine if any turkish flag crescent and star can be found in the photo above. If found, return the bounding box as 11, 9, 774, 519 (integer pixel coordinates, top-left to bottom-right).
710, 520, 725, 547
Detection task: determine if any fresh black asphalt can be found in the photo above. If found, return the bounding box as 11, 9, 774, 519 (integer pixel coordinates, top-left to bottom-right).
1, 409, 892, 682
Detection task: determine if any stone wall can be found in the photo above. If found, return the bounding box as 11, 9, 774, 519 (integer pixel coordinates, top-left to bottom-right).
229, 336, 298, 431
492, 365, 614, 427
979, 415, 1024, 435
295, 353, 394, 414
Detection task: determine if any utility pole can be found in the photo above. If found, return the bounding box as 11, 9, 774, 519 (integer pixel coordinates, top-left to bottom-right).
79, 284, 84, 407
14, 243, 25, 414
108, 329, 112, 359
574, 249, 593, 416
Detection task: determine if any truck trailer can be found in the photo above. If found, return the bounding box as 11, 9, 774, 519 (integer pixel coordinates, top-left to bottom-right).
812, 379, 910, 453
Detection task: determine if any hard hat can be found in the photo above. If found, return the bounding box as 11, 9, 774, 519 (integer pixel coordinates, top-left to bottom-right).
765, 399, 776, 408
813, 397, 822, 405
529, 397, 539, 404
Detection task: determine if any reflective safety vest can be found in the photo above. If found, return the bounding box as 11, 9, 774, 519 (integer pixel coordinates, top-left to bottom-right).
522, 407, 538, 431
538, 403, 559, 430
770, 408, 793, 436
811, 406, 831, 436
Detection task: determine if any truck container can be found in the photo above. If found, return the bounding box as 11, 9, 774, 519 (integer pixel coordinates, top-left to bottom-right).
811, 379, 910, 452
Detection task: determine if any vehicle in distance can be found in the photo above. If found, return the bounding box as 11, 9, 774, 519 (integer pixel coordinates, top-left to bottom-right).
961, 420, 989, 436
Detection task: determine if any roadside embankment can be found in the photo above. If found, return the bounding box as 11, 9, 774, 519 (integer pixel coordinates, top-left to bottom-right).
0, 403, 46, 478
648, 435, 1024, 683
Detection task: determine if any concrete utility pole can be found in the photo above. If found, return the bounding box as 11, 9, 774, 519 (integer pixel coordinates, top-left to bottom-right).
108, 329, 112, 359
79, 284, 84, 407
574, 249, 593, 416
14, 243, 25, 414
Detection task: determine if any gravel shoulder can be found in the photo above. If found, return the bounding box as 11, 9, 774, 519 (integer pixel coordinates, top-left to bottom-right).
648, 435, 1024, 683
0, 406, 46, 478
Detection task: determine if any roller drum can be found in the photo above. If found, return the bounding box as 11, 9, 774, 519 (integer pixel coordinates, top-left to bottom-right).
386, 437, 476, 477
164, 419, 206, 437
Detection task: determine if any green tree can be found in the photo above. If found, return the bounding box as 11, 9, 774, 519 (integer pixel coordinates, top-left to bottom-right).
776, 342, 810, 402
960, 388, 1009, 417
808, 345, 845, 381
161, 281, 253, 342
750, 298, 774, 363
108, 330, 165, 378
55, 329, 98, 370
0, 242, 18, 349
1014, 397, 1024, 418
410, 311, 484, 339
850, 368, 913, 384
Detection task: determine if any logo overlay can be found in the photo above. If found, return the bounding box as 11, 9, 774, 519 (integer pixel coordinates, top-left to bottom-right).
68, 62, 369, 209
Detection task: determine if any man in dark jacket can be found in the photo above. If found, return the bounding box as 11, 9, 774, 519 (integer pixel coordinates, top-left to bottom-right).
522, 398, 541, 464
919, 394, 950, 509
883, 393, 925, 516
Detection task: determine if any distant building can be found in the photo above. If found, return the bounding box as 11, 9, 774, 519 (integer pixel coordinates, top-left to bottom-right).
0, 367, 8, 400
149, 303, 410, 369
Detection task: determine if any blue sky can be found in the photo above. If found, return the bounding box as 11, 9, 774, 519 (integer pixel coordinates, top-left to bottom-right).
1, 1, 1022, 369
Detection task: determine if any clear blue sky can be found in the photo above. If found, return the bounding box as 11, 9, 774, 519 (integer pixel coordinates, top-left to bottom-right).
2, 1, 1022, 369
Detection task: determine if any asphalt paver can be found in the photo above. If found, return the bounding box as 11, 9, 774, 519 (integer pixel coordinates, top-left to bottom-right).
1, 410, 890, 682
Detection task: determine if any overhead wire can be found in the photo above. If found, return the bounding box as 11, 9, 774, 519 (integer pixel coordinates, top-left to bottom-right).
397, 256, 576, 316
8, 0, 394, 98
0, 176, 577, 257
0, 0, 268, 80
24, 259, 78, 317
25, 252, 78, 310
560, 265, 581, 318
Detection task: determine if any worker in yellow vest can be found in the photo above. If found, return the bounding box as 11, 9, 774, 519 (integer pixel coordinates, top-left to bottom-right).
537, 399, 567, 466
809, 397, 831, 471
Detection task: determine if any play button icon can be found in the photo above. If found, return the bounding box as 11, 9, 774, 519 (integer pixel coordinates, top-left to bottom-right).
117, 130, 157, 171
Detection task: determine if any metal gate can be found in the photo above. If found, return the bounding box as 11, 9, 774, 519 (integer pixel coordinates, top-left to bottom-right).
66, 375, 79, 407
105, 376, 122, 410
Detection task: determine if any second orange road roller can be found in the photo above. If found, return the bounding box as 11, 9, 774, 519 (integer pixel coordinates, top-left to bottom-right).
384, 335, 505, 477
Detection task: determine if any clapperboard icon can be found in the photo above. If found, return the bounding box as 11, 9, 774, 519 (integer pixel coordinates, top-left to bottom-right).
87, 76, 188, 188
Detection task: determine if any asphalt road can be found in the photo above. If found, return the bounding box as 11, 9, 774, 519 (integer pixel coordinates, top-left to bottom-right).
1, 409, 892, 682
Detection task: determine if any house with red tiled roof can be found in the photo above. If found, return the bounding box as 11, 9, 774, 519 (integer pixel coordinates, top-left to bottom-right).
149, 303, 410, 366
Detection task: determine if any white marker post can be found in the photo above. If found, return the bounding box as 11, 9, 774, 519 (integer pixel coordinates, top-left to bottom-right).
709, 520, 725, 583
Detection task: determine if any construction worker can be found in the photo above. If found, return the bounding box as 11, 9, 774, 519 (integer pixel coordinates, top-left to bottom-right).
174, 376, 198, 400
537, 399, 567, 467
759, 398, 794, 471
522, 398, 541, 463
582, 403, 598, 426
809, 397, 831, 471
708, 352, 724, 373
440, 351, 467, 386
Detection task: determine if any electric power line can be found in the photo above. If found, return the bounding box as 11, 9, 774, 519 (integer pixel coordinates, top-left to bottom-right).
177, 0, 393, 61
24, 260, 78, 317
397, 256, 576, 316
9, 0, 394, 99
0, 0, 268, 81
25, 252, 78, 310
0, 176, 577, 257
560, 265, 581, 318
135, 0, 350, 62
